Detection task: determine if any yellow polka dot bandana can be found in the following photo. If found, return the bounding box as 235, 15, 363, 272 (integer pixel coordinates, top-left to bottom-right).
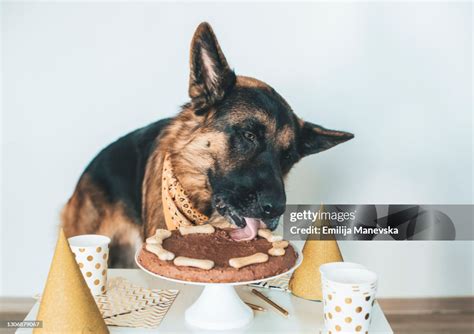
162, 153, 209, 230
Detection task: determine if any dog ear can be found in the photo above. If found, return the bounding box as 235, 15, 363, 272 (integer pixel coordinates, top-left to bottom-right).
298, 121, 354, 157
188, 22, 236, 114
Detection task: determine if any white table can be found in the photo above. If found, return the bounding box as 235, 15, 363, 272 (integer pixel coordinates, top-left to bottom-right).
19, 269, 393, 333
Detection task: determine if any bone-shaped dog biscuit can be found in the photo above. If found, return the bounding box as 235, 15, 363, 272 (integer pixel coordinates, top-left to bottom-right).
146, 244, 175, 261
229, 252, 269, 269
268, 240, 289, 256
272, 240, 289, 249
257, 229, 283, 242
146, 229, 172, 244
173, 256, 215, 270
210, 220, 234, 229
268, 247, 286, 256
179, 224, 215, 235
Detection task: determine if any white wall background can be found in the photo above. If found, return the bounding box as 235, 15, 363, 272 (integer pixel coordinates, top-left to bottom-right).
2, 2, 472, 297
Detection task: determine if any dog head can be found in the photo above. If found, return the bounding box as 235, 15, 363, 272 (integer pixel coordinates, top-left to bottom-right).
179, 23, 353, 239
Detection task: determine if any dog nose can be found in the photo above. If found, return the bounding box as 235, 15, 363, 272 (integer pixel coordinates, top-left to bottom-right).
260, 201, 285, 218
262, 203, 273, 215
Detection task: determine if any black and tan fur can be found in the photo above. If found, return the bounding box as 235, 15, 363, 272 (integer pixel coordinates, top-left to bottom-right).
61, 23, 354, 267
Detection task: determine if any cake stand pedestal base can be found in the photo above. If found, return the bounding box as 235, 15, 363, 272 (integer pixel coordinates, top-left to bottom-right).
185, 285, 253, 330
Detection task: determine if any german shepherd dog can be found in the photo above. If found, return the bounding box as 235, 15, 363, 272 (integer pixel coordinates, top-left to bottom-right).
61, 22, 353, 267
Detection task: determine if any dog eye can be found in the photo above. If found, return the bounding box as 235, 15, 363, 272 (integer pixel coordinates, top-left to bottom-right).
282, 150, 294, 161
243, 131, 256, 142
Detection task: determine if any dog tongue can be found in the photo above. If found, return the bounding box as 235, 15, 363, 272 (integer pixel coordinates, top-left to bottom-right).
230, 217, 261, 241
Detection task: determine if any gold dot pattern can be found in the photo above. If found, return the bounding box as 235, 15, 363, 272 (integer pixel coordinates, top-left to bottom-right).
322, 288, 376, 333
72, 246, 108, 295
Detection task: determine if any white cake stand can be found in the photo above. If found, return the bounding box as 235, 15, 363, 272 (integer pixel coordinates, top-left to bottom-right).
135, 245, 302, 330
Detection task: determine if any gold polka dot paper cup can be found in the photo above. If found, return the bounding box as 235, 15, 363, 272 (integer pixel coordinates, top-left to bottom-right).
321, 268, 377, 334
68, 234, 111, 295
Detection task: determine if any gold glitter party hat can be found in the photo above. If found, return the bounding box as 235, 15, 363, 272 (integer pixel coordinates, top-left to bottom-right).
34, 229, 109, 334
289, 204, 344, 300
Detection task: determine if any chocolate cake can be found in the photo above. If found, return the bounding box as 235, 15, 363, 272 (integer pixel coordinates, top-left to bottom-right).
138, 228, 298, 283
